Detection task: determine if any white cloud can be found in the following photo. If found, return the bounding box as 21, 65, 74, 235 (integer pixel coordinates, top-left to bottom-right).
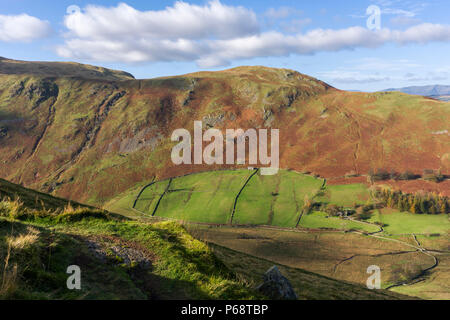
0, 14, 51, 42
390, 23, 450, 44
200, 25, 450, 66
318, 57, 450, 87
56, 1, 450, 68
63, 1, 258, 40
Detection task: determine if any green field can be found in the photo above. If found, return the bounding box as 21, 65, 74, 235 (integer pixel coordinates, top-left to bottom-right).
134, 179, 171, 216
130, 170, 325, 227
156, 170, 252, 223
368, 209, 450, 235
299, 211, 380, 232
234, 171, 324, 227
317, 183, 370, 207
107, 170, 449, 238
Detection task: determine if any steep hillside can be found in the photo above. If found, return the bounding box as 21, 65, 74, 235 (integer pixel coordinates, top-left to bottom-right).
0, 61, 448, 206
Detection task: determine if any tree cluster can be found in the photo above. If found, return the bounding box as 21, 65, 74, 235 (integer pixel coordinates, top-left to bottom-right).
373, 188, 449, 214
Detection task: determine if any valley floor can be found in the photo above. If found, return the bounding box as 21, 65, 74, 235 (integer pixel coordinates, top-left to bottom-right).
104, 169, 449, 300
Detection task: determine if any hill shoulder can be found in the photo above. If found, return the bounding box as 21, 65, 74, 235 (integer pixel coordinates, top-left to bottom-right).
0, 57, 134, 81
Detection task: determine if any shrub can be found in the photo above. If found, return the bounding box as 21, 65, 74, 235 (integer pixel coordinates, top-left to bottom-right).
325, 204, 342, 216
423, 169, 444, 183
55, 208, 108, 223
368, 169, 390, 182
373, 187, 449, 214
0, 198, 25, 219
398, 171, 418, 181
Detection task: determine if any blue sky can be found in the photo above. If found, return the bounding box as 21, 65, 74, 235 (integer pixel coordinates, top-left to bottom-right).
1, 0, 450, 91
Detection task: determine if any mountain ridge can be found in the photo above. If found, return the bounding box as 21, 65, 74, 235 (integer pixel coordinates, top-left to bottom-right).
0, 57, 135, 81
0, 59, 448, 205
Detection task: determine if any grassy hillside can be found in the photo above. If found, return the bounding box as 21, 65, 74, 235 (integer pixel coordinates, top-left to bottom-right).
188, 223, 448, 299
0, 61, 448, 207
210, 243, 411, 300
0, 216, 262, 299
0, 179, 260, 299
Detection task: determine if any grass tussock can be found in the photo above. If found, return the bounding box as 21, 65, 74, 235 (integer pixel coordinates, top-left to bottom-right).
55, 204, 109, 223
0, 198, 260, 300
6, 227, 40, 250
0, 226, 41, 299
0, 197, 109, 223
0, 242, 18, 299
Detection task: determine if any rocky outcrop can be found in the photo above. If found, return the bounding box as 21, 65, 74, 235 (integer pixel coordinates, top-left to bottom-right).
256, 266, 298, 300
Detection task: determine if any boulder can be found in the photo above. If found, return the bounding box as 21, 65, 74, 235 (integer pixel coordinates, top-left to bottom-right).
256, 266, 298, 300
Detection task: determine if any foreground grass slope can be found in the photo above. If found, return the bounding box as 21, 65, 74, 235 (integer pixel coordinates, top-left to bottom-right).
0, 205, 259, 299
0, 178, 259, 299
210, 244, 413, 300
0, 178, 412, 300
189, 224, 448, 299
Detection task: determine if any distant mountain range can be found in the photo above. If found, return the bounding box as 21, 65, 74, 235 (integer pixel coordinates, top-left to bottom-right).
382, 85, 450, 101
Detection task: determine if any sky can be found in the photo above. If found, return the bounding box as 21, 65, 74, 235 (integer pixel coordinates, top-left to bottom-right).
1, 0, 450, 91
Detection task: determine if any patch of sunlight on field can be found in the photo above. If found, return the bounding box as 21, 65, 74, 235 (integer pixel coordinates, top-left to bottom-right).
317, 183, 370, 207
104, 181, 155, 218
390, 253, 450, 300
299, 211, 379, 232
368, 209, 450, 234
234, 171, 324, 227
134, 180, 170, 215
156, 170, 252, 223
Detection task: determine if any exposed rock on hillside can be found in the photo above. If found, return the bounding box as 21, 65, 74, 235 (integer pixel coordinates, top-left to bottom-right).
257, 266, 298, 300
